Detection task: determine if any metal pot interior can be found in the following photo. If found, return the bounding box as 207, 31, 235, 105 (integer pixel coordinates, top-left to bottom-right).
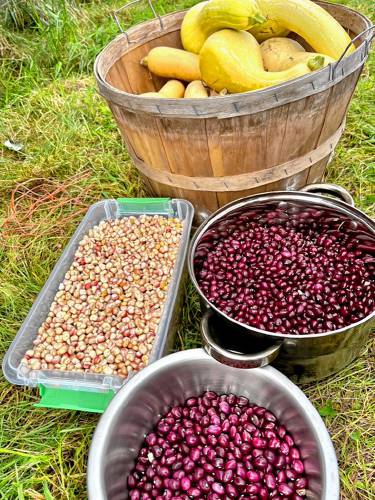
88, 350, 339, 500
191, 192, 375, 338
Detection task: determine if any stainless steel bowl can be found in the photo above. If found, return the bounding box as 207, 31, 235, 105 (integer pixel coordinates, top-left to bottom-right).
188, 184, 375, 382
88, 349, 339, 500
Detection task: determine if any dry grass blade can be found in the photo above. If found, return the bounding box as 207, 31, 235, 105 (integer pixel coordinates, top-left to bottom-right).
2, 172, 91, 237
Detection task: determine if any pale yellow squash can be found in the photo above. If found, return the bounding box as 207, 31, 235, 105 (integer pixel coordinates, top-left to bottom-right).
141, 47, 200, 81
290, 52, 334, 68
267, 51, 335, 71
261, 37, 334, 71
159, 80, 185, 98
199, 29, 322, 94
260, 37, 305, 71
139, 80, 185, 98
184, 80, 209, 98
261, 37, 306, 55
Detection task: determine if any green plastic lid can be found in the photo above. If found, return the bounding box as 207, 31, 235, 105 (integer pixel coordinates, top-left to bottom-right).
35, 384, 115, 413
116, 197, 171, 215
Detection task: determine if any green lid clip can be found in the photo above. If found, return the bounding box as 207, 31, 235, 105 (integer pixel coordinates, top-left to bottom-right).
35, 384, 115, 413
116, 197, 172, 215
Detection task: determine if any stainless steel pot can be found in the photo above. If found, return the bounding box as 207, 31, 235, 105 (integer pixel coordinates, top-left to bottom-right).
188, 184, 375, 382
88, 349, 339, 500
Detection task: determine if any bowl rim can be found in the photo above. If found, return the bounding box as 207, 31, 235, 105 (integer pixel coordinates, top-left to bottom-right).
188, 190, 375, 340
87, 348, 340, 500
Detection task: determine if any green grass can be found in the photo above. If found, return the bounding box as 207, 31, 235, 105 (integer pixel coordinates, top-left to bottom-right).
0, 0, 374, 498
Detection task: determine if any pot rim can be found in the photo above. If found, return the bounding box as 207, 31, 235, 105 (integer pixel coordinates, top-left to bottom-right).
87, 348, 340, 500
188, 190, 375, 340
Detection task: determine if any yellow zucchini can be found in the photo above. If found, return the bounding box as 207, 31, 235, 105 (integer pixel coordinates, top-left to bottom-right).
181, 0, 265, 54
249, 19, 289, 42
181, 1, 208, 55
184, 80, 209, 98
141, 47, 200, 81
200, 29, 322, 93
257, 0, 354, 59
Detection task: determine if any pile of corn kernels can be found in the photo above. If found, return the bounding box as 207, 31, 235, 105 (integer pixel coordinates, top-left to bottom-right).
22, 215, 183, 377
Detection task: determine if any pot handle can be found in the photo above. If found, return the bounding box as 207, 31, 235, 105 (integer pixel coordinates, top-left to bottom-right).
201, 309, 283, 369
299, 183, 354, 207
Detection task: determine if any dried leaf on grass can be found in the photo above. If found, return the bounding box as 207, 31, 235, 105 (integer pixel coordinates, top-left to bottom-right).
4, 139, 24, 152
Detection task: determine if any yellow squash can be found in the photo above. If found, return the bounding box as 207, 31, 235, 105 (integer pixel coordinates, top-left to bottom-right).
290, 52, 334, 68
249, 19, 289, 42
184, 80, 209, 98
181, 1, 208, 55
141, 47, 200, 81
260, 37, 334, 71
260, 37, 305, 71
140, 80, 185, 98
181, 0, 265, 54
267, 50, 334, 71
199, 29, 322, 93
159, 80, 185, 98
261, 37, 305, 54
257, 0, 354, 59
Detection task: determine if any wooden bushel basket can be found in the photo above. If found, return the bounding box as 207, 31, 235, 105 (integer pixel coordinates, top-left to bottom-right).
94, 1, 373, 220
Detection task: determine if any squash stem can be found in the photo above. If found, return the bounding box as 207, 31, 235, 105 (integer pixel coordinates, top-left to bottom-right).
250, 14, 267, 27
308, 55, 325, 71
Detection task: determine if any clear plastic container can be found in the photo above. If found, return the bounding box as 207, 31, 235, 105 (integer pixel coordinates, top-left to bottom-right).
2, 198, 194, 412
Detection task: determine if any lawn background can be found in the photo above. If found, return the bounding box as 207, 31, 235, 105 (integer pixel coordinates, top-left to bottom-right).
0, 0, 374, 498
